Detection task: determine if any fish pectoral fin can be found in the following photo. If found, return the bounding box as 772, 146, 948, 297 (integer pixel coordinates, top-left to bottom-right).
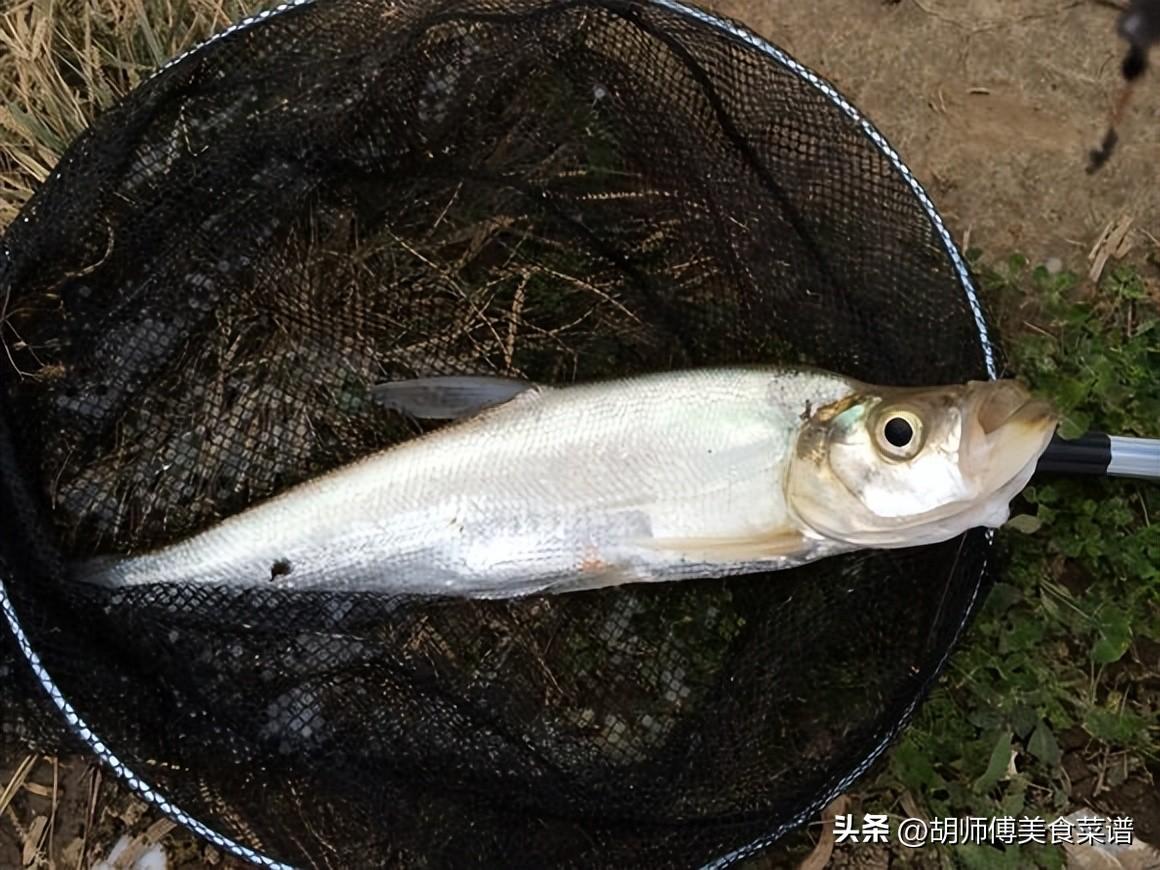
640, 528, 810, 562
370, 375, 542, 420
550, 564, 651, 594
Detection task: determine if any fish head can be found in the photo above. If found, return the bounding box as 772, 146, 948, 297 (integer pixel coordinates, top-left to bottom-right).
786, 379, 1059, 547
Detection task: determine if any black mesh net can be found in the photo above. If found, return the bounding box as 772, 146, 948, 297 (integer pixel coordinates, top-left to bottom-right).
0, 0, 1005, 865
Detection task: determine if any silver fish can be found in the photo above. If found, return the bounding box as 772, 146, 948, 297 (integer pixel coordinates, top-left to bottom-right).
72, 367, 1058, 598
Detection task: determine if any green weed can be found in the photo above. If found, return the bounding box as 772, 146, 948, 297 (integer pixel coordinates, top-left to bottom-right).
851, 253, 1160, 868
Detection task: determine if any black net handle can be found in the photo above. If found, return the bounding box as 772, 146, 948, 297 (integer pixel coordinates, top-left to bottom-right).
1036, 432, 1160, 480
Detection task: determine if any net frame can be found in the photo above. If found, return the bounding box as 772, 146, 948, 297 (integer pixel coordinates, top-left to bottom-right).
0, 0, 1000, 866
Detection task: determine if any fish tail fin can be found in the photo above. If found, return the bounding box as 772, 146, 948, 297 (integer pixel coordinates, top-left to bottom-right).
71, 554, 138, 588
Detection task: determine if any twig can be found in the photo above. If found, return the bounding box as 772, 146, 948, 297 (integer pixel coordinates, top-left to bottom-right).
426, 181, 462, 237
503, 272, 529, 371
78, 765, 100, 870
532, 263, 642, 325
0, 755, 37, 817
48, 757, 58, 868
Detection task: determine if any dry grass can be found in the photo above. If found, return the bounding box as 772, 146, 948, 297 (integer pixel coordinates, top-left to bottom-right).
0, 752, 254, 868
0, 0, 266, 229
0, 2, 277, 865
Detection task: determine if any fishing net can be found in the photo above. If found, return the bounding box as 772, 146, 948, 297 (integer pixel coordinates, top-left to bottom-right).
0, 0, 1006, 865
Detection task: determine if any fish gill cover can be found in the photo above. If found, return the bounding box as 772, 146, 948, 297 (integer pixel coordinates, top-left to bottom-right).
0, 0, 1001, 866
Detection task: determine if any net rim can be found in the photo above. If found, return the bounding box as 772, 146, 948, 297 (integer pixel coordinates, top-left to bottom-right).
0, 1, 999, 867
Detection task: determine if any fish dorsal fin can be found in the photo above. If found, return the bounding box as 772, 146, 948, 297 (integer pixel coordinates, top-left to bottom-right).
370, 375, 544, 421
639, 528, 810, 562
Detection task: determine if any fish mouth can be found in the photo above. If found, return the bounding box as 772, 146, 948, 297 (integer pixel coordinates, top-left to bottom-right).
963, 380, 1059, 493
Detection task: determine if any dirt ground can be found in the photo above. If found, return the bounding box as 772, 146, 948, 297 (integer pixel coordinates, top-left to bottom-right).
709, 0, 1160, 266
2, 0, 1159, 868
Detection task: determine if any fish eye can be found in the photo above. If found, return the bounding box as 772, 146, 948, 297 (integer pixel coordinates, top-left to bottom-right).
884, 417, 913, 447
874, 409, 924, 459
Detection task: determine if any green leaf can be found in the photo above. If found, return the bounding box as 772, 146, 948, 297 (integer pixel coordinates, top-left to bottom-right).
973, 729, 1012, 794
1002, 617, 1045, 653
891, 736, 938, 790
1000, 775, 1028, 816
1006, 514, 1043, 535
1053, 375, 1091, 408
1058, 413, 1091, 440
1028, 722, 1061, 767
959, 843, 1025, 870
1092, 611, 1132, 664
1091, 635, 1130, 664
1031, 484, 1058, 505
1010, 705, 1038, 740
1084, 707, 1151, 748
985, 582, 1023, 615
969, 708, 1003, 730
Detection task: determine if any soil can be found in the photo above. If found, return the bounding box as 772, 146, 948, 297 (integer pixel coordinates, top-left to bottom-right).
2, 0, 1159, 867
0, 754, 251, 869
709, 0, 1160, 265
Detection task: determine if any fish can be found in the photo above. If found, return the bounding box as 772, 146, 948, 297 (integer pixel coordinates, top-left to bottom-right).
71, 366, 1059, 598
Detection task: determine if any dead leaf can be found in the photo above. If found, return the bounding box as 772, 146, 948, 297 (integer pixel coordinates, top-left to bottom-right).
112, 818, 176, 870
799, 794, 851, 870
1088, 215, 1134, 285
899, 790, 925, 822
118, 798, 147, 827
21, 782, 53, 798
21, 815, 47, 867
